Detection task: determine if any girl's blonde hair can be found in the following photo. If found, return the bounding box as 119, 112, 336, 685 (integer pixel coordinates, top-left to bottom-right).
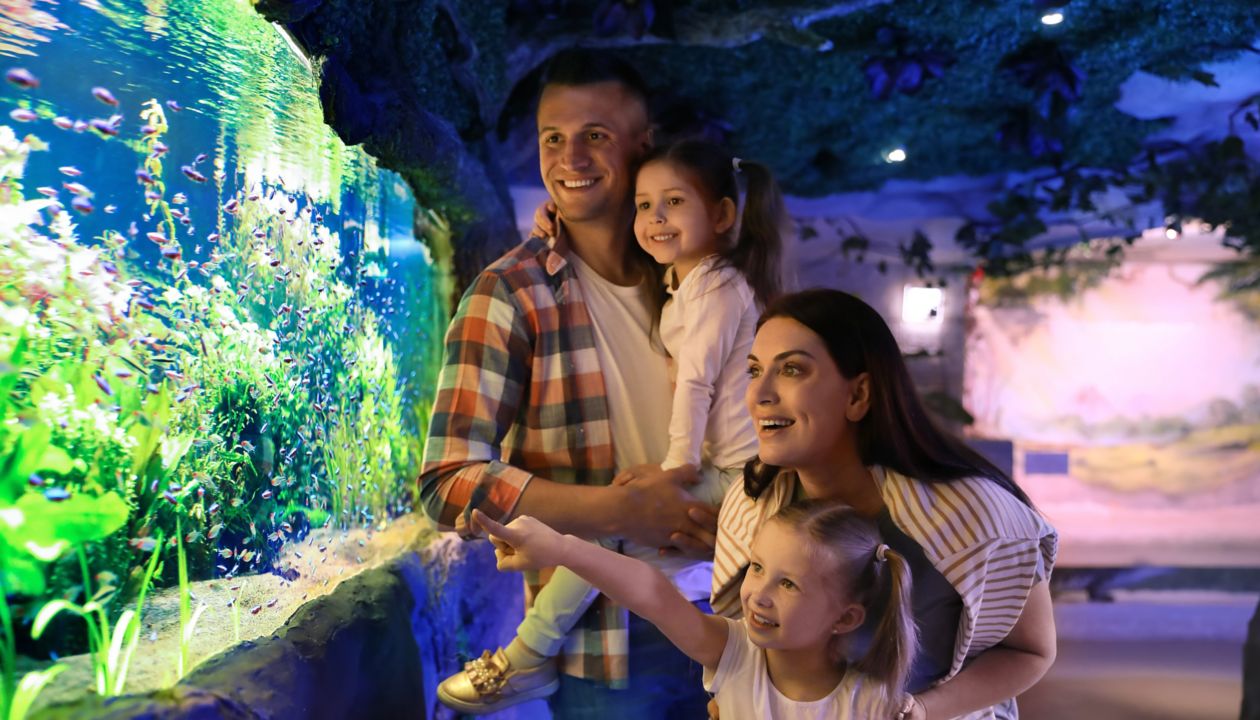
769, 499, 919, 713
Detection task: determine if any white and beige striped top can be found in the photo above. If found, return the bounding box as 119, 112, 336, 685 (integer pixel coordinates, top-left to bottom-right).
711, 466, 1058, 720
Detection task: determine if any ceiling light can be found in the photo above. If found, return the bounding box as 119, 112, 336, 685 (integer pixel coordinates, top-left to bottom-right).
902, 285, 943, 324
1164, 227, 1179, 240
1040, 12, 1064, 25
885, 147, 907, 163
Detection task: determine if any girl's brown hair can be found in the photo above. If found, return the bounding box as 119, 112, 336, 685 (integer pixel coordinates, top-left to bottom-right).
770, 499, 918, 714
637, 139, 784, 307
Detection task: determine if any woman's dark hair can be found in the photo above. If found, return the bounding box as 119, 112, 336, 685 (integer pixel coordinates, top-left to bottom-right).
637, 139, 784, 308
744, 288, 1033, 507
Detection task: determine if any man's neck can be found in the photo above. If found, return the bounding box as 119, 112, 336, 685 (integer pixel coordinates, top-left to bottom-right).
563, 216, 640, 287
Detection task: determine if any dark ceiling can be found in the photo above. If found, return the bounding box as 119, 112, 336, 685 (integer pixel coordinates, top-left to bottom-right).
256, 0, 1260, 282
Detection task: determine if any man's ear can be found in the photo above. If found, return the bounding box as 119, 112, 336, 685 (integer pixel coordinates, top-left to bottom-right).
641, 126, 655, 153
845, 372, 872, 423
713, 197, 737, 235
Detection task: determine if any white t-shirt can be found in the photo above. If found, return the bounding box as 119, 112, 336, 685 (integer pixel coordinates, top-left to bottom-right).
659, 256, 759, 470
704, 618, 886, 720
569, 252, 711, 600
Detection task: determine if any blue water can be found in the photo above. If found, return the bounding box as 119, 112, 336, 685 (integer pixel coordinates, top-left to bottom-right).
0, 0, 445, 594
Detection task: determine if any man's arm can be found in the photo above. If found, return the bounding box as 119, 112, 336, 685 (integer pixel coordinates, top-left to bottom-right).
418, 271, 717, 547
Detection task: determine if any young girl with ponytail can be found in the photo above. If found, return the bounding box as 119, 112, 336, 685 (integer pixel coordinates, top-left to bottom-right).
471, 499, 918, 719
439, 139, 787, 714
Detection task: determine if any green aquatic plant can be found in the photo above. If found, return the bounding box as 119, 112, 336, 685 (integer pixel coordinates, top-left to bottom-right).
29, 535, 163, 698
174, 519, 206, 679
4, 663, 66, 720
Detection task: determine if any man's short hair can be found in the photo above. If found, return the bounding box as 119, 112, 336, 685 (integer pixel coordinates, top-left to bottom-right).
536, 48, 650, 112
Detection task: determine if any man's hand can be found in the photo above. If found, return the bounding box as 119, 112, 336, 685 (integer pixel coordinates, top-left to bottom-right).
666, 504, 719, 559
470, 510, 569, 573
614, 464, 685, 486
618, 469, 718, 557
531, 199, 558, 239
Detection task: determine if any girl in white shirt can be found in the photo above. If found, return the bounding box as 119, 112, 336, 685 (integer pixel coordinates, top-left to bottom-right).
439, 140, 787, 714
470, 499, 918, 720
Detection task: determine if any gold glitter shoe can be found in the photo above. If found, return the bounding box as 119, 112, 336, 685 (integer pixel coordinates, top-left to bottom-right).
436, 647, 560, 714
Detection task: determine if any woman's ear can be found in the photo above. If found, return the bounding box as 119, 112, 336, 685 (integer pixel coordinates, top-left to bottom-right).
845, 372, 872, 422
833, 602, 866, 635
713, 197, 737, 235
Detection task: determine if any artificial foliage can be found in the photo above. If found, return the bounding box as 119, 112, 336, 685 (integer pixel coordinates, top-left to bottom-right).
256, 0, 1260, 281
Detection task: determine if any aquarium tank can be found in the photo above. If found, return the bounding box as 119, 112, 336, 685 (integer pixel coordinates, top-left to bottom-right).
0, 1, 447, 715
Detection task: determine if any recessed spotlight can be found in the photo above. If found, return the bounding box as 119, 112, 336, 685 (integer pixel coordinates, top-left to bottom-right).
1164, 227, 1179, 240
1040, 12, 1064, 25
903, 285, 943, 323
885, 147, 907, 163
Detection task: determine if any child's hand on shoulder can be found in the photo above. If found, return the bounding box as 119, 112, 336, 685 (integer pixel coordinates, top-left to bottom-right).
470, 509, 568, 572
531, 200, 557, 239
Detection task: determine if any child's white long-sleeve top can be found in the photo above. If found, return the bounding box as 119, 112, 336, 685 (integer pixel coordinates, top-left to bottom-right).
704, 617, 886, 719
658, 256, 760, 471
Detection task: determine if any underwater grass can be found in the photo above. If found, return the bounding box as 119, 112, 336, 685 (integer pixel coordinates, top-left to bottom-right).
29, 533, 163, 697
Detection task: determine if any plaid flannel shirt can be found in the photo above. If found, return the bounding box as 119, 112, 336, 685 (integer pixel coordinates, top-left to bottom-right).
418, 233, 633, 686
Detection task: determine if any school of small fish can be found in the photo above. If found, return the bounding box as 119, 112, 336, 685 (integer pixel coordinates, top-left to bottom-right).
3, 65, 427, 614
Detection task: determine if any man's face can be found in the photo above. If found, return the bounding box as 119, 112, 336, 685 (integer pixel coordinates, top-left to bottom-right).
537, 81, 650, 226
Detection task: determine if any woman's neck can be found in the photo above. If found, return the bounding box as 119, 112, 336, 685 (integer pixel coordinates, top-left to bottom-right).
763, 643, 847, 702
796, 457, 884, 517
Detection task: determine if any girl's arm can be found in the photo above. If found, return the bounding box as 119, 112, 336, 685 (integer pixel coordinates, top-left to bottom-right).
662, 270, 753, 470
471, 510, 730, 669
909, 580, 1056, 720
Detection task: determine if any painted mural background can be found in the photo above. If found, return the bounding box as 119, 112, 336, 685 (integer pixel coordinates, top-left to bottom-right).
964, 233, 1260, 566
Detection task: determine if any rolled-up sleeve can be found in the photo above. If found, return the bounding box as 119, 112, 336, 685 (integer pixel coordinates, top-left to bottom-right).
418, 272, 536, 531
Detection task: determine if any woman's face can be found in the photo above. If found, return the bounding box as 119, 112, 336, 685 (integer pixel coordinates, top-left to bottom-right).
746, 317, 864, 471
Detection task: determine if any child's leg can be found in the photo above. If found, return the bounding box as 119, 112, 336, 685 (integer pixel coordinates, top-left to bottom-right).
690, 463, 742, 507
437, 542, 608, 713
513, 562, 601, 660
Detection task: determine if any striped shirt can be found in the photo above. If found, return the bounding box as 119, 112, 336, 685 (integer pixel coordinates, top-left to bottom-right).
418, 233, 633, 687
712, 466, 1058, 720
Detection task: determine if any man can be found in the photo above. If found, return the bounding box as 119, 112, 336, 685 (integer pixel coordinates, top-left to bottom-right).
419, 49, 718, 717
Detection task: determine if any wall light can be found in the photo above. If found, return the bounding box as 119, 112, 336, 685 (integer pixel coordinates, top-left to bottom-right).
1040, 12, 1064, 25
884, 147, 907, 163
902, 285, 943, 324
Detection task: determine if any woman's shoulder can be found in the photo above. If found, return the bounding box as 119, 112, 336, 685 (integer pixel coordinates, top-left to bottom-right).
880, 466, 1059, 591
880, 467, 1055, 544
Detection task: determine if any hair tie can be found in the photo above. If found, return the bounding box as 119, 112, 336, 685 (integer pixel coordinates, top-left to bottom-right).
731, 156, 742, 173
875, 544, 890, 563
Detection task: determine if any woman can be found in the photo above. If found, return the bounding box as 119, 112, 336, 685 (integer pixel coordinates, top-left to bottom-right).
712, 288, 1057, 720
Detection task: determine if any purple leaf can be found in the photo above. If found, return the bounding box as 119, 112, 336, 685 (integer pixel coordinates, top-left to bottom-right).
894, 60, 925, 95
862, 57, 893, 100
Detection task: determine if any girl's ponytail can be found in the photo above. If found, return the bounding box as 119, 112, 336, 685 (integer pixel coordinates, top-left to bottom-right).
727, 159, 784, 308
856, 546, 919, 713
635, 140, 785, 308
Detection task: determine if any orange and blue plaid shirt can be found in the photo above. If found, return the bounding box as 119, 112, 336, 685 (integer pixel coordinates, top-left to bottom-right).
418, 233, 633, 686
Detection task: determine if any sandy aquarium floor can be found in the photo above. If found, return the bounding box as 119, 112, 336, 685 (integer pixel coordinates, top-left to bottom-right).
24, 513, 436, 712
